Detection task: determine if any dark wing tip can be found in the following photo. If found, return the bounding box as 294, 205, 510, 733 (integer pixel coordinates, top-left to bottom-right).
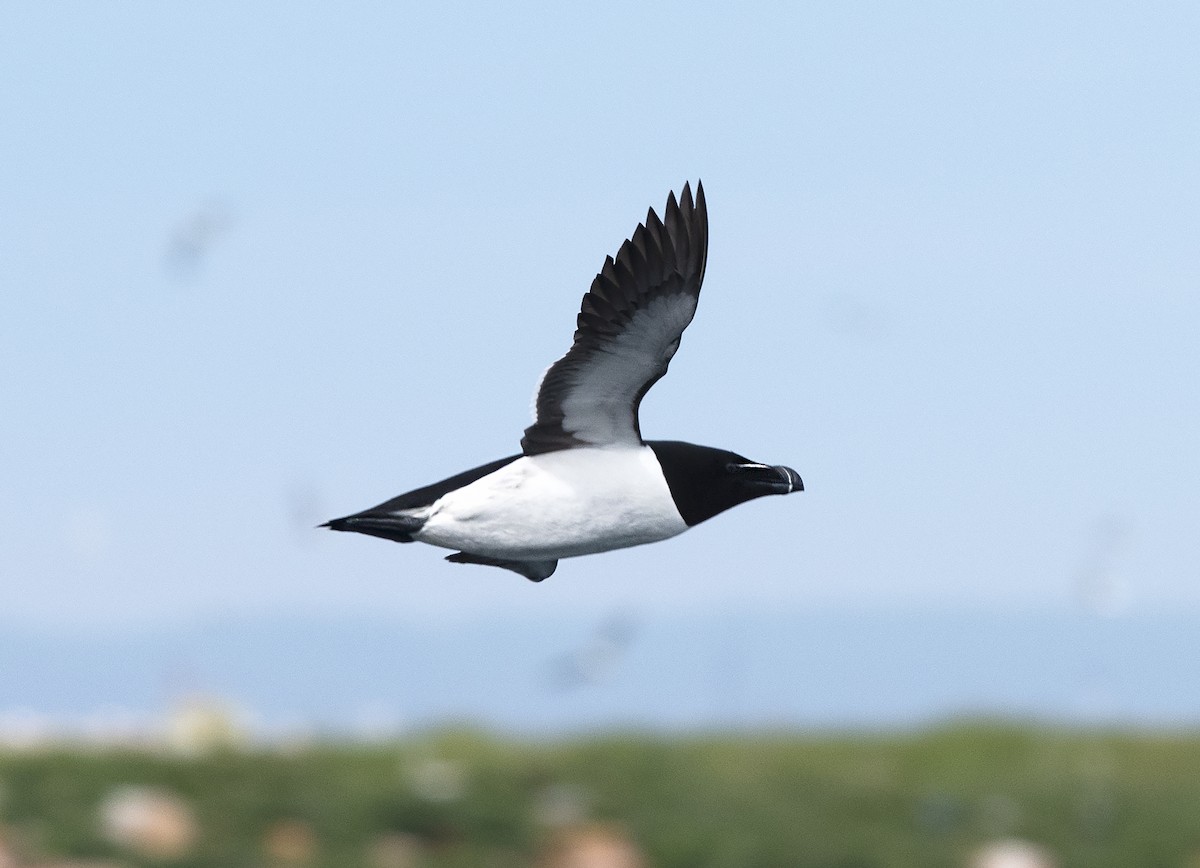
573, 180, 708, 337
684, 180, 707, 284
644, 180, 707, 281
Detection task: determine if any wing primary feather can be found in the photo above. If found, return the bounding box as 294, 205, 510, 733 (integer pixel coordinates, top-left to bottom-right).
636, 219, 665, 276
693, 180, 708, 285
625, 228, 653, 294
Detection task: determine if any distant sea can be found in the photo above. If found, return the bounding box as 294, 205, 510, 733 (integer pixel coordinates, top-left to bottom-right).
1, 608, 1196, 736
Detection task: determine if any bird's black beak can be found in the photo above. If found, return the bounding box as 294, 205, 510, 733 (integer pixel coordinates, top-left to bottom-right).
729, 462, 804, 495
774, 465, 804, 493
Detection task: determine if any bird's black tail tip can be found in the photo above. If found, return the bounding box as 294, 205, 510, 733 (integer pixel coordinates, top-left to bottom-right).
319, 511, 423, 543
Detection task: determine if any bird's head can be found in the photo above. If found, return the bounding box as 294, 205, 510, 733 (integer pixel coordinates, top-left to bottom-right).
648, 440, 803, 527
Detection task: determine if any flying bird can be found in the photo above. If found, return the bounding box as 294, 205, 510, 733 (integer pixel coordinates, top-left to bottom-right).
324, 182, 803, 581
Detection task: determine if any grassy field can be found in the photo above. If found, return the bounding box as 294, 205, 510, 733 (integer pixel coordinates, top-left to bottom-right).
1, 722, 1198, 867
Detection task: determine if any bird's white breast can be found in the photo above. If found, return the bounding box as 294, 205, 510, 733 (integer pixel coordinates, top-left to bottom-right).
413, 446, 688, 560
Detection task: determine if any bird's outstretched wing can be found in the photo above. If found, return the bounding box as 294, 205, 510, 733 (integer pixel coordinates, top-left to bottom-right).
521, 182, 708, 456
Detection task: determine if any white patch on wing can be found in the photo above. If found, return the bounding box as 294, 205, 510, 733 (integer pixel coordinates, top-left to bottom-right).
558, 294, 698, 446
414, 447, 689, 560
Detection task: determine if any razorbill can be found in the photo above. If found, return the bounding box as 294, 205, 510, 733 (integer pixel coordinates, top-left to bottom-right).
324, 182, 803, 581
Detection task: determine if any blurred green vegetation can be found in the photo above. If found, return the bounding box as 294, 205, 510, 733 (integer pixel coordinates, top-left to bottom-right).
1, 722, 1199, 867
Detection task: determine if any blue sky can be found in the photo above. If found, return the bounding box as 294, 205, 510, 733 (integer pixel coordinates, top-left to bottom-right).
2, 2, 1198, 631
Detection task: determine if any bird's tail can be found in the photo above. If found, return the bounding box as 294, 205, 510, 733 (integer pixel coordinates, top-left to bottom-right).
321, 510, 425, 544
